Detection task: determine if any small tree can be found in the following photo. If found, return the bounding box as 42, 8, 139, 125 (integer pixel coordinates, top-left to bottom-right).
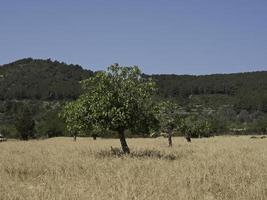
15, 107, 35, 140
179, 117, 192, 141
36, 110, 65, 138
180, 115, 211, 139
60, 98, 92, 141
251, 115, 267, 134
62, 64, 156, 153
155, 101, 180, 146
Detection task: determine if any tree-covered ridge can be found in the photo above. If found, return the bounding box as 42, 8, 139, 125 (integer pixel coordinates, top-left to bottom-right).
153, 71, 267, 96
0, 58, 93, 100
0, 58, 267, 112
152, 71, 267, 111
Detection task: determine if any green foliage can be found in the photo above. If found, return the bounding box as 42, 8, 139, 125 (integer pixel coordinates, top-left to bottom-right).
1, 58, 267, 138
208, 117, 228, 134
0, 100, 65, 139
15, 106, 35, 140
152, 72, 267, 111
79, 64, 157, 133
180, 115, 212, 138
249, 115, 267, 133
0, 58, 93, 100
0, 128, 9, 137
36, 110, 65, 138
154, 101, 180, 132
205, 106, 235, 133
0, 124, 19, 138
60, 98, 92, 136
62, 64, 157, 152
154, 101, 183, 146
1, 58, 267, 113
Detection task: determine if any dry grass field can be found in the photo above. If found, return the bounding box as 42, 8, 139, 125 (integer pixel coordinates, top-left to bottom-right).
0, 136, 266, 200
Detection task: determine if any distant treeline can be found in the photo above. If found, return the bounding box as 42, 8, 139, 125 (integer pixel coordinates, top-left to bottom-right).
0, 58, 267, 112
152, 72, 267, 112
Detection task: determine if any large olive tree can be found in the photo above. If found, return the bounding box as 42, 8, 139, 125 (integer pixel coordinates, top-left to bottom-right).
62, 64, 156, 153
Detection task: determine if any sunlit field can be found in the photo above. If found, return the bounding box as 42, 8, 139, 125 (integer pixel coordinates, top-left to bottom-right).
0, 136, 266, 200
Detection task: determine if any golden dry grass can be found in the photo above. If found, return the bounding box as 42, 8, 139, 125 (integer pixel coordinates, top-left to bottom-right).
0, 136, 266, 200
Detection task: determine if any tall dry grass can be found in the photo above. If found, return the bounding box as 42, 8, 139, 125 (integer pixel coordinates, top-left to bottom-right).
0, 136, 266, 200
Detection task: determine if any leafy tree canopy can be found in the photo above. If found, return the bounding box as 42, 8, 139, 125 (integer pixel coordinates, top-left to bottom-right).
62, 64, 157, 153
154, 101, 181, 146
180, 115, 212, 138
155, 101, 181, 131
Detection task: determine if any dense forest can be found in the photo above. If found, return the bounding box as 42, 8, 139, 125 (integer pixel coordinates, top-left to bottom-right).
0, 58, 93, 100
0, 58, 267, 138
1, 58, 267, 111
152, 72, 267, 111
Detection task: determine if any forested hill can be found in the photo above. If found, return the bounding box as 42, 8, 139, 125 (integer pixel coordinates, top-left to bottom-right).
0, 58, 93, 100
0, 58, 267, 111
152, 71, 267, 111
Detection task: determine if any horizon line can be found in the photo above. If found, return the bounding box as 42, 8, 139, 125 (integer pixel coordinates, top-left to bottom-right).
1, 57, 266, 76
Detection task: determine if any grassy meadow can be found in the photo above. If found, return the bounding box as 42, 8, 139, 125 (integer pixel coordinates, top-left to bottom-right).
0, 136, 266, 200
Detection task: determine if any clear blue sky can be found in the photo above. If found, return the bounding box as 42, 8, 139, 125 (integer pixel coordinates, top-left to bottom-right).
1, 0, 267, 74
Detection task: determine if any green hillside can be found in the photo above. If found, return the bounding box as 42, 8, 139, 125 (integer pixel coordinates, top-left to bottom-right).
1, 58, 267, 112
0, 58, 266, 138
0, 58, 93, 100
152, 72, 267, 111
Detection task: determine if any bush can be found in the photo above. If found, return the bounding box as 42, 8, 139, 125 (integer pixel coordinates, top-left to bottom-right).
180, 115, 212, 138
35, 110, 65, 138
15, 107, 35, 140
0, 125, 18, 138
0, 128, 9, 137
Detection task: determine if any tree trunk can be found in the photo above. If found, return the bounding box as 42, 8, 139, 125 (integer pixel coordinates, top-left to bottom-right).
118, 129, 130, 154
185, 132, 191, 142
168, 129, 173, 147
185, 134, 191, 142
92, 134, 97, 140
